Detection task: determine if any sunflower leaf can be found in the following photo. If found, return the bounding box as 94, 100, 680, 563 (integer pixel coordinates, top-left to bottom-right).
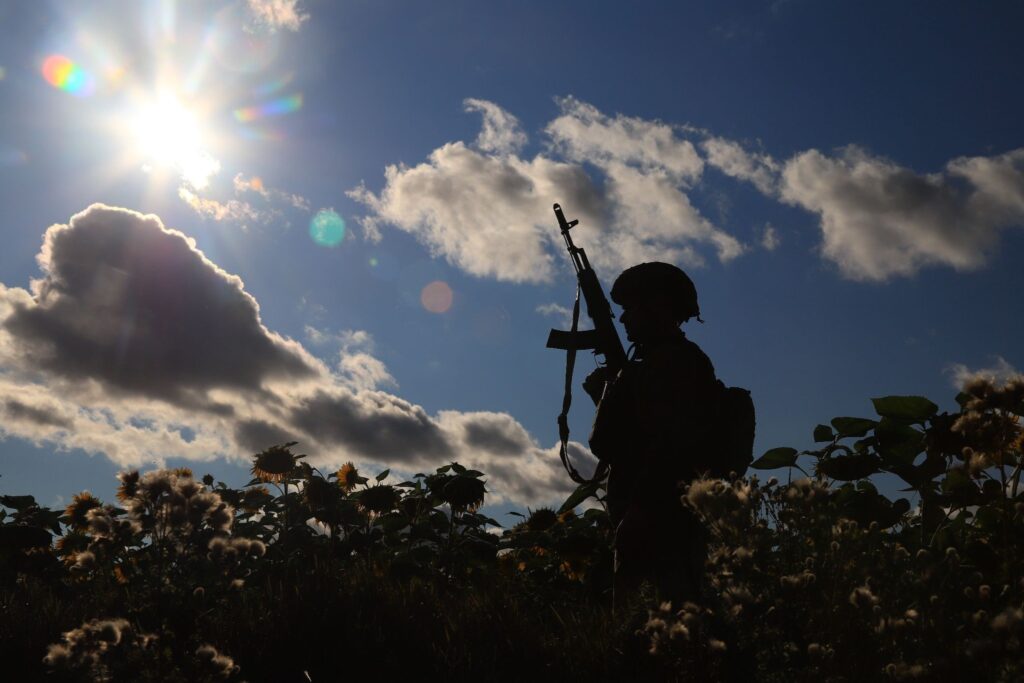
750, 447, 799, 470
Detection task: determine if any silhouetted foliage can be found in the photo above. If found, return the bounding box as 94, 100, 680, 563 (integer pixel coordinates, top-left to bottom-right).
1, 378, 1022, 680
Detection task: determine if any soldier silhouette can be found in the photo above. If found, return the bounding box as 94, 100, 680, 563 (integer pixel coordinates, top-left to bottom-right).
583, 262, 719, 611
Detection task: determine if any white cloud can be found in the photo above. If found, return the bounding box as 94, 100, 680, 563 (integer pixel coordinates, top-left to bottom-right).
464, 98, 527, 155
348, 142, 593, 282
178, 187, 268, 224
946, 356, 1021, 389
545, 97, 704, 182
0, 204, 579, 508
334, 330, 396, 391
246, 0, 308, 32
234, 173, 310, 210
536, 302, 573, 327
354, 97, 1024, 284
349, 98, 743, 284
303, 324, 332, 346
337, 352, 397, 392
779, 146, 1024, 281
180, 172, 309, 226
700, 136, 779, 194
599, 160, 743, 266
338, 329, 374, 353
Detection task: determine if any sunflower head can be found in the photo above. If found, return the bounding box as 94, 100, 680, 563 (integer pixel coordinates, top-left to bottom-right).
241, 486, 272, 511
55, 531, 89, 562
526, 507, 559, 531
64, 492, 102, 528
304, 476, 337, 509
251, 442, 303, 483
355, 485, 400, 514
335, 462, 363, 492
440, 474, 486, 512
116, 470, 140, 503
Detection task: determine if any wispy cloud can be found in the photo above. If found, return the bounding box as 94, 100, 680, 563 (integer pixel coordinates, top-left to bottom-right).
464, 98, 527, 155
700, 136, 779, 195
178, 187, 268, 224
179, 173, 309, 226
536, 302, 573, 327
234, 173, 310, 210
761, 223, 780, 251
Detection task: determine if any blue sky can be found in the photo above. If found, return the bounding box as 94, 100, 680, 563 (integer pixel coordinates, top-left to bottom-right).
0, 1, 1022, 522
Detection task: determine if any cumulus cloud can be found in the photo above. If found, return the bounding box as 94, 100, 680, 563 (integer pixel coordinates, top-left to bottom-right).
0, 204, 578, 507
348, 142, 600, 282
337, 353, 397, 392
437, 411, 597, 505
353, 96, 1024, 284
779, 146, 1024, 280
464, 98, 527, 155
246, 0, 308, 32
1, 204, 317, 409
349, 97, 743, 283
335, 329, 397, 391
545, 97, 704, 182
700, 136, 779, 194
946, 356, 1021, 389
3, 397, 73, 429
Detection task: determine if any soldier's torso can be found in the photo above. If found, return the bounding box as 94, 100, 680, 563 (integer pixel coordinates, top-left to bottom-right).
590, 331, 718, 523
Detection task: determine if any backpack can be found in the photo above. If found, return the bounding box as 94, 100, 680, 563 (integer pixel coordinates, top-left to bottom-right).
710, 380, 756, 479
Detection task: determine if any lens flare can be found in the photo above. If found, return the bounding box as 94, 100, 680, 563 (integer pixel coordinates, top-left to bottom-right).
366, 252, 399, 281
421, 281, 454, 314
309, 209, 345, 247
0, 66, 6, 80
233, 94, 303, 122
41, 55, 95, 96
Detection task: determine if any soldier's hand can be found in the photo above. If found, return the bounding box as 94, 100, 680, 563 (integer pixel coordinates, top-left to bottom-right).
583, 366, 614, 405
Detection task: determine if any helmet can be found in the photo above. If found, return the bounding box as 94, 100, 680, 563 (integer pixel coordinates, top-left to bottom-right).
610, 262, 700, 323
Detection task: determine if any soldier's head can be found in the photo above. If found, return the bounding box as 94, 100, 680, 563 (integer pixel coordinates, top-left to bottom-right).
610, 262, 700, 343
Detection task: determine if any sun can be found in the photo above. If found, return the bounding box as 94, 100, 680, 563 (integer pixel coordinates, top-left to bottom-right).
128, 93, 220, 189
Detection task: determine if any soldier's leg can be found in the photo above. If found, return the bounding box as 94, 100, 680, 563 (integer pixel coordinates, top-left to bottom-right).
612, 509, 657, 614
653, 510, 707, 608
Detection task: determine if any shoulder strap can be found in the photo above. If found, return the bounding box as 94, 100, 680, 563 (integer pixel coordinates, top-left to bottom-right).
557, 285, 608, 485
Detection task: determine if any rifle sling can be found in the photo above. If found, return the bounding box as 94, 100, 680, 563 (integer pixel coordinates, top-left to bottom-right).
557, 285, 608, 486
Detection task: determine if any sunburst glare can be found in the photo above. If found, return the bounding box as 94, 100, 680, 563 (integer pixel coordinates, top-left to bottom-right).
129, 93, 219, 189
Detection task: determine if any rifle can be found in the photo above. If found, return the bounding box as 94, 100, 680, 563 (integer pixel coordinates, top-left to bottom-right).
546, 203, 626, 485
